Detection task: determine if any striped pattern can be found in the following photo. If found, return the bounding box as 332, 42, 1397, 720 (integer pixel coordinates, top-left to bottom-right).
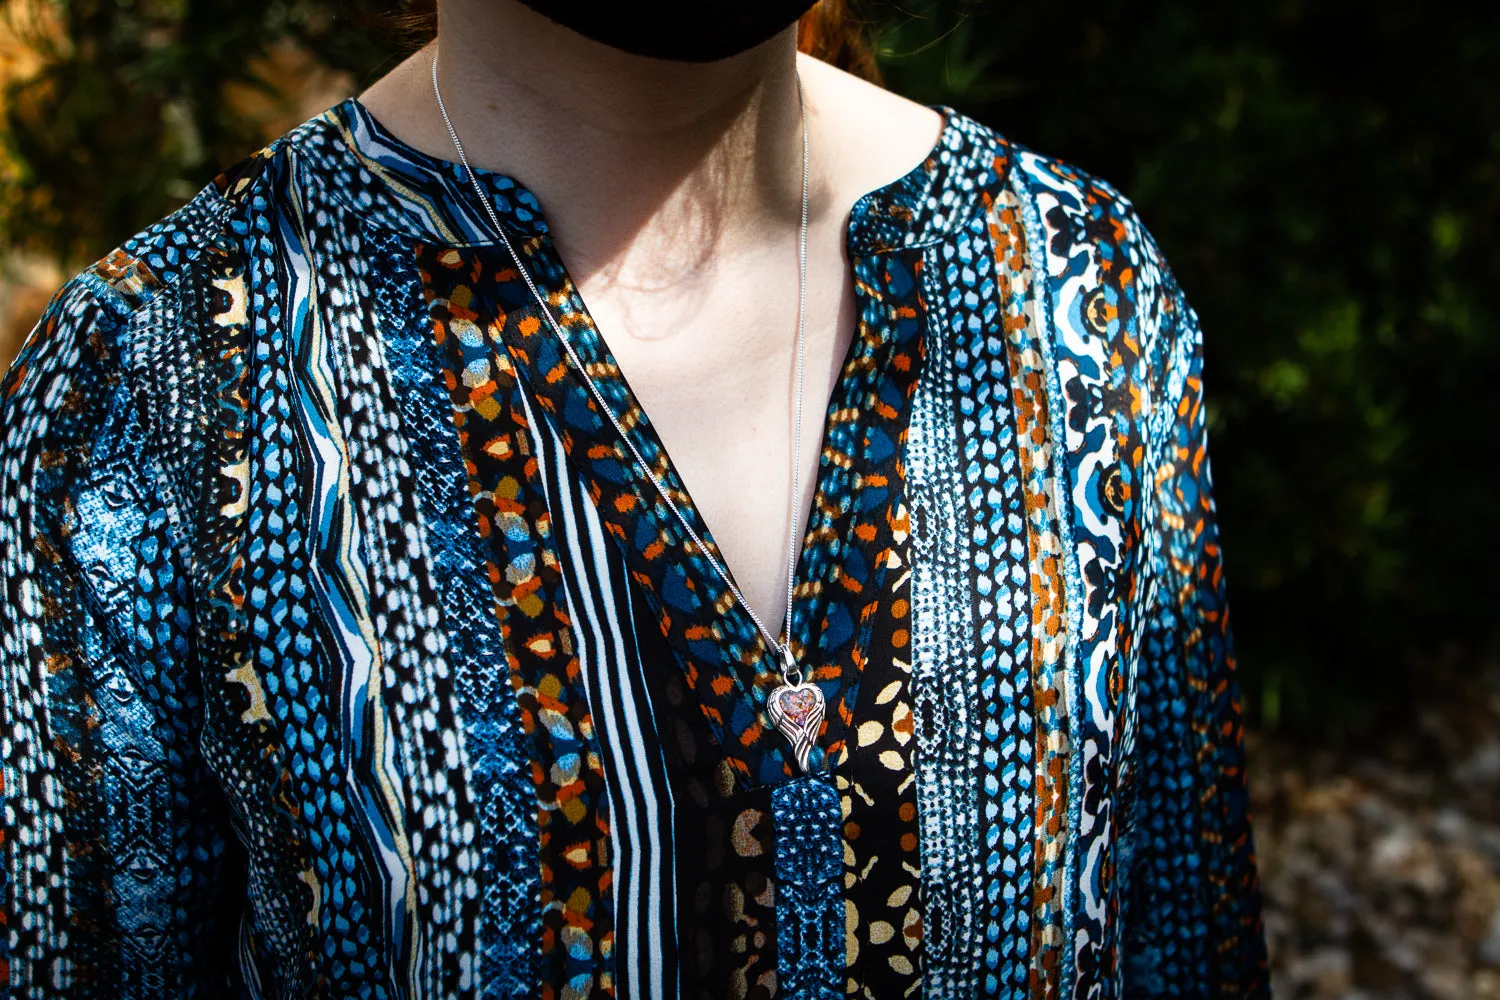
995, 180, 1076, 996
373, 225, 542, 998
517, 383, 680, 1000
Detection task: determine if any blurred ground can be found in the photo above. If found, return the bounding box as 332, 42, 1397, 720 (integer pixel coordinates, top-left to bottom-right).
1253, 649, 1500, 999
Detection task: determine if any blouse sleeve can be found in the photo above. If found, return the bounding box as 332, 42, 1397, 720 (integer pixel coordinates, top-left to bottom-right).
1119, 269, 1271, 996
1, 271, 239, 995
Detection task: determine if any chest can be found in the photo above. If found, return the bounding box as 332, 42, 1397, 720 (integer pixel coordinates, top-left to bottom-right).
568, 240, 860, 642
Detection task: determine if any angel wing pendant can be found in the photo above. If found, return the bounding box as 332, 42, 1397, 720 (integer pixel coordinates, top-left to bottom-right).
766, 676, 825, 773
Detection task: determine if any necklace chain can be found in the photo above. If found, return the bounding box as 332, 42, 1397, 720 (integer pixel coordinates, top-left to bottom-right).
431, 47, 812, 681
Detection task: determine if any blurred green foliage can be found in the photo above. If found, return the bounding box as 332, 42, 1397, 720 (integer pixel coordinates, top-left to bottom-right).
3, 0, 1496, 736
872, 2, 1500, 735
0, 0, 398, 262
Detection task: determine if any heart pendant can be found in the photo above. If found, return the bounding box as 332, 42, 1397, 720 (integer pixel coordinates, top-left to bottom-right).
767, 679, 825, 773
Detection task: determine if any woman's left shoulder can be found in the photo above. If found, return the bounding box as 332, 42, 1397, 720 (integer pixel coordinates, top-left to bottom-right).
918, 111, 1204, 466
959, 120, 1197, 404
995, 133, 1183, 314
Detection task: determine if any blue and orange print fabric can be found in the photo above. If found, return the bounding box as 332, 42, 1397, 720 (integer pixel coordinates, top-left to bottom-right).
0, 91, 1268, 998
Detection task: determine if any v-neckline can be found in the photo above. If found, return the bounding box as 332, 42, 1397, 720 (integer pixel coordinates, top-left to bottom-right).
476, 233, 922, 786
520, 235, 862, 661
327, 93, 974, 785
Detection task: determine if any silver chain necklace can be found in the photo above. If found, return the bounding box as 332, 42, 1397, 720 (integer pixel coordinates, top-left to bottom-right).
431, 47, 826, 771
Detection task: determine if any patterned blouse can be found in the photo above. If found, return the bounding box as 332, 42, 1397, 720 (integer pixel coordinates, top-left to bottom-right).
0, 94, 1268, 999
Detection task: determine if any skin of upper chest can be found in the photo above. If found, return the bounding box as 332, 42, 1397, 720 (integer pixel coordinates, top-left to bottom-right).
567, 224, 859, 639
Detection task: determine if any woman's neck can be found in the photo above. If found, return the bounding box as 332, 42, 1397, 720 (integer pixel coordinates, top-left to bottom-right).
360, 0, 816, 289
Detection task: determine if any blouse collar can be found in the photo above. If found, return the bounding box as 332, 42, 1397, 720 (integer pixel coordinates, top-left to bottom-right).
307, 94, 999, 257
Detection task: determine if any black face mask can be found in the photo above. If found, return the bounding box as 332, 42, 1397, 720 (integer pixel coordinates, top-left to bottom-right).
513, 0, 821, 62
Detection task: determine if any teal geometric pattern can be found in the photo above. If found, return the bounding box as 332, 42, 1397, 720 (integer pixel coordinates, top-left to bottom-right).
771, 776, 845, 999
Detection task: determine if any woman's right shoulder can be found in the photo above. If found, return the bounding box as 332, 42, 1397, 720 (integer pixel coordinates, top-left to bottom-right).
1, 123, 295, 406
0, 117, 317, 575
1, 101, 342, 406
